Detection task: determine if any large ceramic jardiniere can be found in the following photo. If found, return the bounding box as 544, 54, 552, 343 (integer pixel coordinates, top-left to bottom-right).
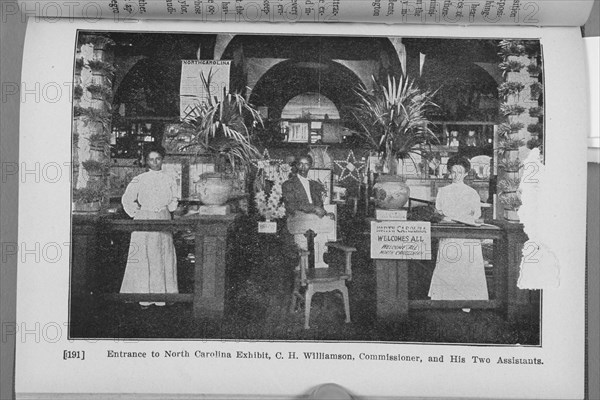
372, 174, 410, 209
195, 172, 235, 205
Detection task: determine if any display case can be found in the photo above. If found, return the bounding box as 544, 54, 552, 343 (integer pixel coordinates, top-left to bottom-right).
110, 117, 178, 159
280, 119, 350, 145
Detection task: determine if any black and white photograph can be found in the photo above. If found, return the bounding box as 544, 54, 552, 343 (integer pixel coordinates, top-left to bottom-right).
68, 31, 545, 344
8, 1, 596, 397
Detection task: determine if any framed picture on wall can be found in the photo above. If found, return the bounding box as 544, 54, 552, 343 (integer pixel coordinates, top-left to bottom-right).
161, 162, 183, 199
162, 123, 193, 154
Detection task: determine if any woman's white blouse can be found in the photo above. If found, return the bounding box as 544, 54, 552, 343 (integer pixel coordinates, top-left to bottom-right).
121, 170, 179, 217
435, 182, 481, 223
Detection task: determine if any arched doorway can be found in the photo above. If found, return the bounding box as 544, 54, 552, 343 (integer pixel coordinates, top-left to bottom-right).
280, 92, 340, 120
420, 59, 500, 122
247, 59, 363, 145
217, 35, 405, 145
249, 59, 360, 121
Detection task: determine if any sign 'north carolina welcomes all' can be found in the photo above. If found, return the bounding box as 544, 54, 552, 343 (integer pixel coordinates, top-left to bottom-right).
370, 221, 432, 260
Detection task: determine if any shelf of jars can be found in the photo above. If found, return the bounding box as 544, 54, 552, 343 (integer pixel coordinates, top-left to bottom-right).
430, 121, 496, 144
110, 118, 178, 159
279, 118, 353, 145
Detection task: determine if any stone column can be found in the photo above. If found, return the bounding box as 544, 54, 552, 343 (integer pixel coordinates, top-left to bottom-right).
73, 34, 116, 205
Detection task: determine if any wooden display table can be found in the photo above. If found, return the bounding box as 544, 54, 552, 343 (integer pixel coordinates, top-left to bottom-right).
373, 220, 532, 321
72, 212, 239, 319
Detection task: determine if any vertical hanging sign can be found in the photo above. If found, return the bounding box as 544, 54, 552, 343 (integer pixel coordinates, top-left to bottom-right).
180, 60, 231, 119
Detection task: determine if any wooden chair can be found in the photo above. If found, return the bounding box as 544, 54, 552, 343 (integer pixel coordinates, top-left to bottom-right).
292, 231, 357, 329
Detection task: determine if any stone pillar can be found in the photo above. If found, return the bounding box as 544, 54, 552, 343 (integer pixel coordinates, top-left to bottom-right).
73, 34, 116, 205
497, 40, 544, 222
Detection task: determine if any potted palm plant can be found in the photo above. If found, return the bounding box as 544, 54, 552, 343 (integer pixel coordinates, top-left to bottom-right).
81, 159, 110, 178
72, 187, 104, 212
180, 70, 263, 205
352, 74, 438, 209
499, 192, 522, 222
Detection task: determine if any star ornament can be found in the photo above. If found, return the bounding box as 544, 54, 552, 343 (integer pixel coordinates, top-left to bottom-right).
251, 149, 283, 169
335, 150, 365, 182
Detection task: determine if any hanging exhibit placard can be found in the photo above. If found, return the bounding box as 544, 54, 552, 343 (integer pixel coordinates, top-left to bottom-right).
370, 220, 432, 260
180, 60, 231, 119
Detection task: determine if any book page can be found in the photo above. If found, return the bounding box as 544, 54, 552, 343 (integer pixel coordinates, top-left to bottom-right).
12, 0, 596, 26
15, 19, 588, 399
585, 36, 600, 163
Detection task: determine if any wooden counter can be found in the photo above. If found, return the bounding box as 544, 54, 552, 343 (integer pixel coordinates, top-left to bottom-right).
373, 220, 534, 322
72, 212, 239, 319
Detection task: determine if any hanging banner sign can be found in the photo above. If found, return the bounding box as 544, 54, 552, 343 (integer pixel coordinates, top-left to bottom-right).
180, 60, 231, 119
370, 220, 432, 260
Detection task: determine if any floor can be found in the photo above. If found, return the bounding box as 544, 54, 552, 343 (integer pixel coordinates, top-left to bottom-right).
69, 212, 541, 344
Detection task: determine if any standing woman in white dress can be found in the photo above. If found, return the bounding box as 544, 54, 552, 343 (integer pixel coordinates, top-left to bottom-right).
120, 145, 179, 307
428, 156, 489, 303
